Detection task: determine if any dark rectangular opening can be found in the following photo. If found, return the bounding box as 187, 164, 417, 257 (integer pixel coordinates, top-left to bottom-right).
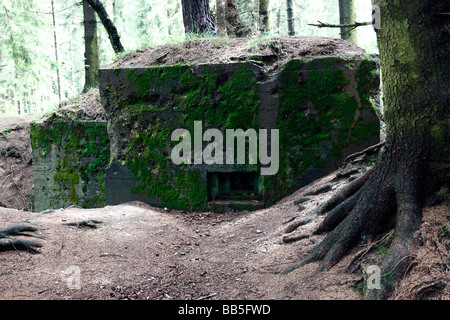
207, 172, 261, 201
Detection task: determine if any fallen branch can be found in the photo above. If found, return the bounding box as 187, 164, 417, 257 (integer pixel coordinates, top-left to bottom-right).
198, 292, 217, 300
308, 21, 372, 29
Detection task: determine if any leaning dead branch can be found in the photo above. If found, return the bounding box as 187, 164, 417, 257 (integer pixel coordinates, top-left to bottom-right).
308, 21, 372, 30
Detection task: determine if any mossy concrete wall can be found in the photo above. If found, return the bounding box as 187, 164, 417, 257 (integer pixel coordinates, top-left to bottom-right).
98, 55, 380, 212
31, 121, 110, 212
30, 56, 380, 212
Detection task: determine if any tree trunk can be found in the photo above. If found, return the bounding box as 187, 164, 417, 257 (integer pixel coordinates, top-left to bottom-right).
338, 0, 357, 44
86, 0, 124, 54
83, 0, 99, 92
286, 0, 295, 36
112, 0, 118, 25
181, 0, 217, 35
51, 0, 61, 101
275, 8, 281, 34
225, 0, 249, 37
258, 0, 269, 33
216, 0, 227, 36
283, 0, 450, 300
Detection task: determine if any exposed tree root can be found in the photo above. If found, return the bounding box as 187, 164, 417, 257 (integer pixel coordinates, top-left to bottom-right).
282, 234, 310, 244
284, 170, 371, 234
342, 142, 385, 167
304, 184, 332, 196
285, 215, 316, 234
0, 224, 42, 254
63, 219, 103, 229
0, 239, 43, 254
282, 158, 427, 300
346, 230, 394, 273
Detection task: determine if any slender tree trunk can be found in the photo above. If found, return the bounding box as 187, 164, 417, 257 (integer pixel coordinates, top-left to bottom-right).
83, 0, 99, 92
181, 0, 217, 35
338, 0, 357, 44
258, 0, 269, 33
216, 0, 227, 36
167, 8, 172, 36
86, 0, 124, 54
286, 0, 295, 36
275, 8, 281, 34
51, 0, 61, 101
112, 0, 118, 24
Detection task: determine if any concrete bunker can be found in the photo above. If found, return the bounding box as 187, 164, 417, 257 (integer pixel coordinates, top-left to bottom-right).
207, 172, 262, 201
31, 54, 381, 213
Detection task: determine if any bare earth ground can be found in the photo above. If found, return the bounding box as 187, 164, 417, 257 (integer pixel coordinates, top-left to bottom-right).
0, 171, 448, 300
0, 115, 37, 211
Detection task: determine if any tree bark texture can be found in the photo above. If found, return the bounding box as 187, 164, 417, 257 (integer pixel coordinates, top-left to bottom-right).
286, 0, 295, 36
259, 0, 269, 33
181, 0, 217, 35
216, 0, 227, 36
51, 0, 61, 101
338, 0, 357, 43
83, 0, 99, 92
86, 0, 124, 54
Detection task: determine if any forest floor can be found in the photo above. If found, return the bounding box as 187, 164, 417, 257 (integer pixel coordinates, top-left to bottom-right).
0, 37, 448, 300
0, 126, 448, 300
109, 35, 366, 72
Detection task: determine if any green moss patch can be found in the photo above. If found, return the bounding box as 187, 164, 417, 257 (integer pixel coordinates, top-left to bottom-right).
31, 121, 110, 209
263, 57, 380, 203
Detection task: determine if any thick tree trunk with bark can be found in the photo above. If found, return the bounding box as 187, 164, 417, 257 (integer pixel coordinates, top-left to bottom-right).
83, 0, 99, 92
86, 0, 124, 54
338, 0, 357, 44
181, 0, 217, 35
259, 0, 269, 33
283, 0, 450, 300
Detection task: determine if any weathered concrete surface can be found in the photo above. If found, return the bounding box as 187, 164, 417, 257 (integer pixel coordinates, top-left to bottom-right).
30, 55, 381, 212
98, 55, 380, 211
31, 121, 110, 212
